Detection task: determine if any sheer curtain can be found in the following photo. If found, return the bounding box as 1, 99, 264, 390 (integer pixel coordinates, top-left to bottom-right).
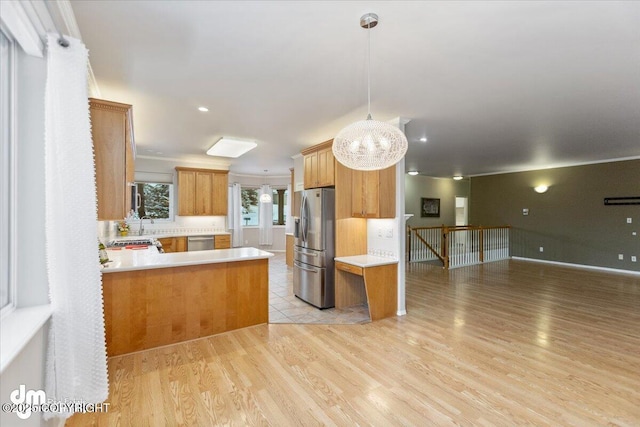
285, 184, 294, 234
259, 184, 273, 245
227, 183, 243, 247
44, 33, 108, 420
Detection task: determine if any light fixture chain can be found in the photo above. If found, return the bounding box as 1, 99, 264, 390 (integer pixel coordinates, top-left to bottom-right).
367, 19, 371, 118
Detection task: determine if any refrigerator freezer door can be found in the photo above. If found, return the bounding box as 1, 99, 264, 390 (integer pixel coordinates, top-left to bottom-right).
293, 246, 327, 268
293, 260, 334, 309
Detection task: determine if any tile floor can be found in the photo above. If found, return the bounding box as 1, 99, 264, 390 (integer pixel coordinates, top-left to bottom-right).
268, 252, 370, 324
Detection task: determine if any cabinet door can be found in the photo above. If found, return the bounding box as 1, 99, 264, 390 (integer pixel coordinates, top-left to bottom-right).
195, 172, 214, 215
211, 172, 228, 216
362, 171, 380, 218
304, 153, 317, 189
351, 170, 366, 217
157, 237, 174, 253
174, 237, 187, 252
91, 103, 127, 220
177, 170, 196, 215
317, 147, 335, 187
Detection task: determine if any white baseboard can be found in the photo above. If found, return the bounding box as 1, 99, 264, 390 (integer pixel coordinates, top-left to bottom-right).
512, 257, 640, 276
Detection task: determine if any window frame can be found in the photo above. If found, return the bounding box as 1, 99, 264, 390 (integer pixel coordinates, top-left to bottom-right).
133, 181, 175, 222
1, 25, 17, 317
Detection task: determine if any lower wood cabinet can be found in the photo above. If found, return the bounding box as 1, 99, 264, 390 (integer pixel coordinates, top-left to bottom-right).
157, 237, 187, 253
102, 259, 268, 356
214, 235, 231, 249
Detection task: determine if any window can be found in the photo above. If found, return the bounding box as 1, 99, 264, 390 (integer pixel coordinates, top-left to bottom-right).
1, 27, 15, 312
134, 182, 173, 220
272, 189, 288, 225
241, 188, 259, 226
240, 187, 288, 226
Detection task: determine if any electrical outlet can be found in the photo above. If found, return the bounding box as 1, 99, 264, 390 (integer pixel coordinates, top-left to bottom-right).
539, 247, 544, 252
632, 256, 637, 262
627, 218, 633, 224
385, 228, 393, 238
378, 228, 383, 237
618, 254, 624, 260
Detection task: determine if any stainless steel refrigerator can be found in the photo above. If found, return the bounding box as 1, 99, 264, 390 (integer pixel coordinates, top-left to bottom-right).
293, 188, 335, 309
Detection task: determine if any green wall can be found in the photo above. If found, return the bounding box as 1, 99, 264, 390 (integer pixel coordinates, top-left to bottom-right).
469, 160, 640, 272
405, 175, 470, 227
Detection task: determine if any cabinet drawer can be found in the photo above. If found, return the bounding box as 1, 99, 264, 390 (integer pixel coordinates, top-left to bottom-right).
335, 261, 363, 276
214, 234, 231, 249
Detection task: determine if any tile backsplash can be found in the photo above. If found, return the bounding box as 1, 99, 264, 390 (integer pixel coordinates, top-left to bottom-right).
98, 215, 227, 239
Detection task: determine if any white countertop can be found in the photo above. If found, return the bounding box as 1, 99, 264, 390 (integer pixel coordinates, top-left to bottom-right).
334, 255, 399, 268
103, 246, 274, 273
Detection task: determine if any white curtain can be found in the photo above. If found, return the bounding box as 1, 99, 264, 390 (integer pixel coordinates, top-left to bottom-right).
227, 183, 243, 247
44, 34, 108, 419
285, 184, 294, 234
259, 184, 273, 245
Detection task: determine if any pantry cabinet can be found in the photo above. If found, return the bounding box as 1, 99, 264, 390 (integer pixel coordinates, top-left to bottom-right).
302, 140, 335, 189
351, 166, 396, 218
89, 98, 135, 220
176, 167, 228, 216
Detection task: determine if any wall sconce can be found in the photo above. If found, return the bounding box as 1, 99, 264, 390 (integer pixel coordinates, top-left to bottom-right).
534, 185, 549, 194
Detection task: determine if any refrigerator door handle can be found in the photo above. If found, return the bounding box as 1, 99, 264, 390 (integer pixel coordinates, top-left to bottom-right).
294, 261, 318, 273
294, 248, 318, 256
301, 193, 308, 243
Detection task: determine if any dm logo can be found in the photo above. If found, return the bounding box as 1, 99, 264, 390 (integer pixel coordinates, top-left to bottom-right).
10, 385, 46, 420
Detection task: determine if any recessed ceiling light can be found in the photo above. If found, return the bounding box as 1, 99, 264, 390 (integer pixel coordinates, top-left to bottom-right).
419, 137, 427, 143
206, 137, 257, 158
408, 171, 419, 176
198, 106, 209, 112
453, 175, 463, 180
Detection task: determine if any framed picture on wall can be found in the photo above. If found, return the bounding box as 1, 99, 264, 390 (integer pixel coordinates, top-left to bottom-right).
421, 197, 440, 217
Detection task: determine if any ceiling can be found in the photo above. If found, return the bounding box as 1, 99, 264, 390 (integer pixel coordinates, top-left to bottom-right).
70, 1, 640, 178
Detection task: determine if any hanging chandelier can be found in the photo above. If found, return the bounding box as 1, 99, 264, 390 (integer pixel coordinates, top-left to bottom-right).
333, 13, 408, 171
260, 170, 272, 203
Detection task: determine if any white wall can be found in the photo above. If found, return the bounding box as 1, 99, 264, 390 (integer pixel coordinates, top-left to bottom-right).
240, 227, 286, 252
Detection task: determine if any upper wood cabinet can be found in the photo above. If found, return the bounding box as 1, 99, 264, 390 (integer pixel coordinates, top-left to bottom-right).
351, 166, 396, 218
176, 167, 228, 216
89, 98, 135, 220
302, 140, 335, 189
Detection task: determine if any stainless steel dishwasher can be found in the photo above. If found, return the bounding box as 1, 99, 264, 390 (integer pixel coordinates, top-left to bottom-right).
187, 235, 214, 251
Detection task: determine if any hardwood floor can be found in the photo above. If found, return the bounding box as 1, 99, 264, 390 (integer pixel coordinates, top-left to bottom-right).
67, 259, 640, 426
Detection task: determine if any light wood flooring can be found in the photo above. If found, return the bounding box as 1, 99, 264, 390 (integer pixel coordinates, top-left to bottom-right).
67, 259, 640, 426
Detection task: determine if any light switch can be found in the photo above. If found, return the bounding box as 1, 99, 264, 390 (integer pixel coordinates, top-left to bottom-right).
523, 208, 529, 216
618, 254, 624, 260
627, 218, 633, 224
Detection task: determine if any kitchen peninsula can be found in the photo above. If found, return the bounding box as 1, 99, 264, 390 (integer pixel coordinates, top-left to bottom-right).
102, 246, 273, 356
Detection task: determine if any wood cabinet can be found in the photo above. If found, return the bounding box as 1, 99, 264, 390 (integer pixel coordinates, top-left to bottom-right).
176, 167, 228, 216
351, 166, 396, 218
157, 237, 186, 253
214, 234, 231, 249
89, 98, 135, 220
302, 140, 335, 189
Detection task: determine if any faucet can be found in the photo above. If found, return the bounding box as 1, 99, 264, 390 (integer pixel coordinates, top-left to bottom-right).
139, 216, 154, 236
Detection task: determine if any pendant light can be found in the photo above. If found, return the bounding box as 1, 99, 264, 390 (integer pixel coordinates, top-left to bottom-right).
260, 170, 272, 203
333, 13, 408, 171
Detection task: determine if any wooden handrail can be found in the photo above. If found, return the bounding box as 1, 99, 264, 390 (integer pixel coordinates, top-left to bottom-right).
407, 224, 510, 269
